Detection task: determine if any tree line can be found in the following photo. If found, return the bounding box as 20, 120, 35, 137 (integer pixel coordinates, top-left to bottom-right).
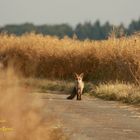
0, 18, 140, 40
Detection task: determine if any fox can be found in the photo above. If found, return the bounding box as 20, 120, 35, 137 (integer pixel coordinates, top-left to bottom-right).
67, 73, 84, 100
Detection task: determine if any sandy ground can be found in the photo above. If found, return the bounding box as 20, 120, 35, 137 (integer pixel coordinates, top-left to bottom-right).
37, 92, 140, 140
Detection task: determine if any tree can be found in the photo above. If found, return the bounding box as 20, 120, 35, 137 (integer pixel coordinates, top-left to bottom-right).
128, 18, 140, 35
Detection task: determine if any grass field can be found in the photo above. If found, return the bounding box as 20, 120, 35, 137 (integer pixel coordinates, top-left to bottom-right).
0, 33, 139, 83
0, 33, 139, 104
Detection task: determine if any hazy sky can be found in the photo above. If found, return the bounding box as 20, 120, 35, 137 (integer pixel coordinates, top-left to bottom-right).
0, 0, 140, 26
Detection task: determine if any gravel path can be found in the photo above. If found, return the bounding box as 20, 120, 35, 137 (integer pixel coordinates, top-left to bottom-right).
39, 92, 140, 140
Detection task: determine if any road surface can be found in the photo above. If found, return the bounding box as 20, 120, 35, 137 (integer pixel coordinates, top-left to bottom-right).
38, 92, 140, 140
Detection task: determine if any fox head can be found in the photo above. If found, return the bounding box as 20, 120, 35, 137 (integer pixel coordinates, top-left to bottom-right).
74, 73, 84, 83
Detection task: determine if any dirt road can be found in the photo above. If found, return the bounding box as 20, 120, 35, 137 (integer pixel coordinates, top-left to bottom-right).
39, 92, 140, 140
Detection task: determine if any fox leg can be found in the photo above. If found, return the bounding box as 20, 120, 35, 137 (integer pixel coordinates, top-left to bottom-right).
77, 89, 82, 100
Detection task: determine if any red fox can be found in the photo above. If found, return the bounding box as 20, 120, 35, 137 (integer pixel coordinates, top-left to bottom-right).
67, 73, 84, 100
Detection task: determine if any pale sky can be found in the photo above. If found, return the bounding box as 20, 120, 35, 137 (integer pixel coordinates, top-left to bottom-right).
0, 0, 140, 26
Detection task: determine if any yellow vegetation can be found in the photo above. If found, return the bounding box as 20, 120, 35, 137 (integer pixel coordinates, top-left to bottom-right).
94, 82, 140, 104
0, 33, 140, 83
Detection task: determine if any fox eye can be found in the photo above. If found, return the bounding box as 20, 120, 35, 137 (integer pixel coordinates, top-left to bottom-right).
76, 77, 79, 80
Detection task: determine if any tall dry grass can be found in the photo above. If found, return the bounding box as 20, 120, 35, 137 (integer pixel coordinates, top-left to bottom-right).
0, 68, 67, 140
0, 33, 140, 83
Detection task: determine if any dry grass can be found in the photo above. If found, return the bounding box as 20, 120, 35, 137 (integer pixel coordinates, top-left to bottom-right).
94, 82, 140, 104
0, 33, 139, 83
0, 33, 139, 104
0, 68, 68, 140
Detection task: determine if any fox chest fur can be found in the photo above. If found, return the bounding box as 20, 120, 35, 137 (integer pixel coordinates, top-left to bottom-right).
75, 80, 84, 93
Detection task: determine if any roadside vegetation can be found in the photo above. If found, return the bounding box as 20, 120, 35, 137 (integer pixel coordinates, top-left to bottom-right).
94, 82, 140, 105
22, 78, 140, 105
0, 33, 140, 83
0, 33, 139, 105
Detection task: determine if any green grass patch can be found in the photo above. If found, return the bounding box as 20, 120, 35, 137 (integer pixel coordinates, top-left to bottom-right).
22, 78, 74, 93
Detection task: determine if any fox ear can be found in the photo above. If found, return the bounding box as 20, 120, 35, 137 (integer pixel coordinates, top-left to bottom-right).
80, 73, 84, 78
74, 73, 78, 78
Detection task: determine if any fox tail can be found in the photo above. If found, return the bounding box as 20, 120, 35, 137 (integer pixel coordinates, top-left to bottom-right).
67, 87, 77, 100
